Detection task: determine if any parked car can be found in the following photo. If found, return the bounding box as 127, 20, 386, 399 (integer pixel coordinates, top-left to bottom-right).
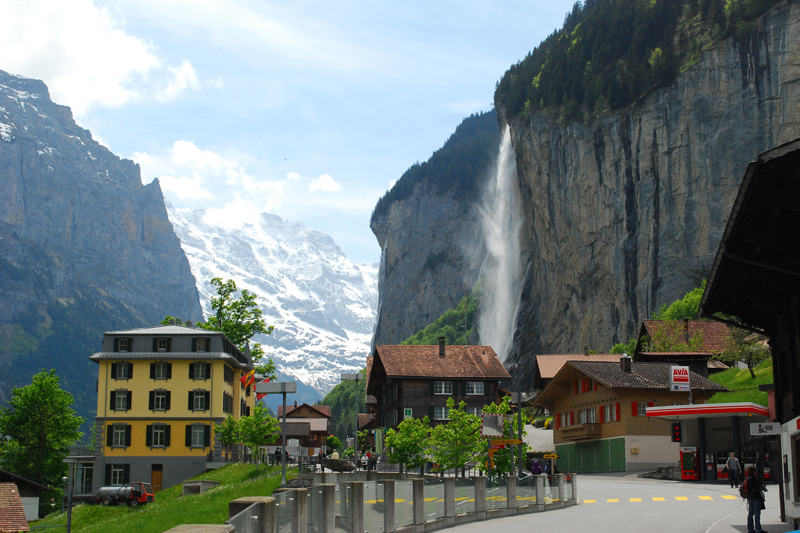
96, 482, 155, 507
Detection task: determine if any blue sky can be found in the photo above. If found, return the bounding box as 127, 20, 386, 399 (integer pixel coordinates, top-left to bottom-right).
0, 0, 576, 264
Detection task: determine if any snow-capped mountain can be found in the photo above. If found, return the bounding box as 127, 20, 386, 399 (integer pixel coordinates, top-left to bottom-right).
167, 205, 378, 401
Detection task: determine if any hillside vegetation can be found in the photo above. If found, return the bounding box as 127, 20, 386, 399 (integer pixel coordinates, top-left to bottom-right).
707, 358, 773, 405
33, 463, 288, 533
496, 0, 782, 123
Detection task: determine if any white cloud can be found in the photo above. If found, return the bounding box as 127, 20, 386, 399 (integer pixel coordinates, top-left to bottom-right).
309, 174, 342, 193
0, 0, 212, 117
156, 60, 201, 102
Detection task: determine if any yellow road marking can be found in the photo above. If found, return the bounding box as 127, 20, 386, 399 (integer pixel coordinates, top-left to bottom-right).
607, 498, 619, 503
584, 499, 596, 503
652, 497, 666, 501
699, 496, 714, 500
721, 495, 739, 500
629, 498, 642, 502
675, 496, 689, 501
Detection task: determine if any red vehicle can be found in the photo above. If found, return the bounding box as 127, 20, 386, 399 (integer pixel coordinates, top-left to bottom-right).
96, 482, 155, 507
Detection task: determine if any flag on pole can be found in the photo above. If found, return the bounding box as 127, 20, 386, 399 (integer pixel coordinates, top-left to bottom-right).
256, 378, 270, 400
239, 369, 255, 388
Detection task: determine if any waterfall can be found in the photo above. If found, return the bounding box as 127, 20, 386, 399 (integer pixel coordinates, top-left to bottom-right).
477, 125, 523, 362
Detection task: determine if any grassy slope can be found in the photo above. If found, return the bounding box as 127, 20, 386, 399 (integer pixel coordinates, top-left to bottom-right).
707, 359, 773, 405
33, 463, 293, 533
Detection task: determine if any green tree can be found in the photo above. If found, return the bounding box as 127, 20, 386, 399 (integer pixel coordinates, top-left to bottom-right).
214, 415, 242, 462
385, 416, 431, 475
321, 369, 366, 446
0, 370, 84, 485
481, 396, 528, 476
326, 435, 341, 451
652, 279, 706, 320
201, 278, 276, 377
238, 405, 281, 463
645, 320, 705, 352
610, 337, 637, 355
429, 398, 482, 477
163, 278, 276, 378
718, 327, 771, 379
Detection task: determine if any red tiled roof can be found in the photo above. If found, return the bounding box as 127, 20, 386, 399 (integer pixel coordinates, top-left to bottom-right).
536, 354, 622, 379
374, 345, 510, 380
0, 483, 30, 532
641, 320, 732, 353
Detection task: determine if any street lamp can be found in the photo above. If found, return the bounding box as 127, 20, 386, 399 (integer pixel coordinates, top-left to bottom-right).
255, 380, 297, 488
341, 373, 363, 476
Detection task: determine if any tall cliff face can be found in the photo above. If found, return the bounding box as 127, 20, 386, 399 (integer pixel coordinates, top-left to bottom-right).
499, 1, 800, 366
0, 71, 202, 418
371, 2, 800, 384
370, 112, 500, 345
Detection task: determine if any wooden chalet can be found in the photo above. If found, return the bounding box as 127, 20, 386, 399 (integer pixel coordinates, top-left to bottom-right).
366, 337, 510, 429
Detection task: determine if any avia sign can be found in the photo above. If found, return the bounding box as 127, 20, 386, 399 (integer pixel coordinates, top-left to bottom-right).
671, 365, 690, 392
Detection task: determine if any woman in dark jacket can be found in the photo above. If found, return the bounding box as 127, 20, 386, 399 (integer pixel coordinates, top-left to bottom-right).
744, 466, 766, 533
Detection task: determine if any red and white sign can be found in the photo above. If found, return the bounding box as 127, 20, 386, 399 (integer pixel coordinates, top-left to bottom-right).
671, 365, 690, 391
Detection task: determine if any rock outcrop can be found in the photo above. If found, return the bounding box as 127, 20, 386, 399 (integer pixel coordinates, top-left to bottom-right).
371, 2, 800, 386
500, 1, 800, 368
0, 70, 202, 415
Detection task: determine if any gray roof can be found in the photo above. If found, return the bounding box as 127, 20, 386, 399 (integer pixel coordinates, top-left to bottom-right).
105, 325, 220, 336
89, 352, 251, 370
566, 361, 726, 392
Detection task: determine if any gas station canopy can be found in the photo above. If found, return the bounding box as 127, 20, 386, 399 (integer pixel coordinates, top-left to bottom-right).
646, 402, 769, 420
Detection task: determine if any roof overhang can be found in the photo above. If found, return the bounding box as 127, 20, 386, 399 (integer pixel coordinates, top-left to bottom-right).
646, 402, 768, 420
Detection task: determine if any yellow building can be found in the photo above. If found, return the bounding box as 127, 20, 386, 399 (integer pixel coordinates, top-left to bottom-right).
87, 325, 256, 493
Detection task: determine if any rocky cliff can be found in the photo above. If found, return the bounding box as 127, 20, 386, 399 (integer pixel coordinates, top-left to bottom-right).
371, 2, 800, 385
0, 70, 202, 418
499, 0, 800, 369
370, 112, 500, 345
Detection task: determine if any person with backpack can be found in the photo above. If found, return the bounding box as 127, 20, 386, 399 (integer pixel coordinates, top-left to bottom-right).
741, 466, 767, 533
726, 451, 742, 488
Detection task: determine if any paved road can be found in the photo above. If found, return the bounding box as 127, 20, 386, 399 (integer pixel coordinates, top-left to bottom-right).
447, 473, 796, 533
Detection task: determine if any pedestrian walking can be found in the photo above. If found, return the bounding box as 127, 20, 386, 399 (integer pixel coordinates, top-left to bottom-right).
726, 452, 742, 488
741, 465, 766, 533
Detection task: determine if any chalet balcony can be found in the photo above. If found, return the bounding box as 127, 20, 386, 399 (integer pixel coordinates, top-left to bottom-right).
560, 423, 601, 441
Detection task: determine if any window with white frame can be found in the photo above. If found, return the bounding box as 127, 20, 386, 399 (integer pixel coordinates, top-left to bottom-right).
117, 338, 130, 352
604, 404, 618, 422
191, 425, 205, 447
112, 425, 127, 447
195, 338, 208, 352
152, 424, 167, 447
466, 381, 484, 395
153, 390, 168, 411
579, 409, 587, 424
113, 390, 129, 411
114, 362, 131, 380
192, 363, 208, 380
192, 390, 208, 411
587, 408, 597, 423
433, 381, 453, 395
156, 338, 169, 351
153, 362, 170, 380
466, 406, 481, 416
433, 406, 450, 420
110, 464, 126, 485
637, 402, 647, 416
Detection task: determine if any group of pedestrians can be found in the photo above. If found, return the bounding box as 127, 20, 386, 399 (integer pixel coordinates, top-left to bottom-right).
726, 452, 768, 533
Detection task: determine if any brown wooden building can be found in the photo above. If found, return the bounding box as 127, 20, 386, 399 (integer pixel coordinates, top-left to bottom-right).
534, 357, 724, 473
275, 402, 332, 454
366, 338, 510, 429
